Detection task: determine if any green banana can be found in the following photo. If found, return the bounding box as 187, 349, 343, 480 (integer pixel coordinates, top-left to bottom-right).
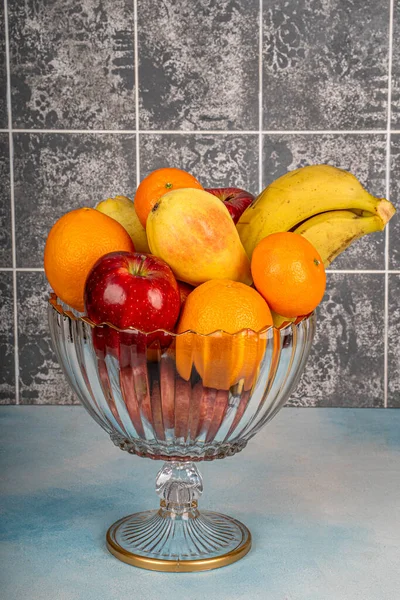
293, 210, 385, 268
237, 164, 395, 258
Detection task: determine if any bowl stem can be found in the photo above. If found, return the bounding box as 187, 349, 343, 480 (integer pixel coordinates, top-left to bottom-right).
155, 461, 203, 516
106, 460, 251, 571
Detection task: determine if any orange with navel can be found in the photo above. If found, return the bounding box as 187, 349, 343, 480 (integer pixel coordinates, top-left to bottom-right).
176, 279, 273, 391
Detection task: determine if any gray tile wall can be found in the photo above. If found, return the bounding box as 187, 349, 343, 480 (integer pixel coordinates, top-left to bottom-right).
0, 0, 398, 407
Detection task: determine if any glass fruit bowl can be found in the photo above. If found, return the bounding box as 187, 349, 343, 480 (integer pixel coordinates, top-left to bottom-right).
48, 293, 316, 572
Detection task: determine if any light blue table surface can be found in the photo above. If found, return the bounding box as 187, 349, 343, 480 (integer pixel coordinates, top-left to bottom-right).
1, 407, 399, 600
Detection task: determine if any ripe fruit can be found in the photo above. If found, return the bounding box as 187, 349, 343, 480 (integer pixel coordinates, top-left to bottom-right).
134, 167, 203, 227
205, 187, 254, 223
146, 188, 252, 286
96, 195, 150, 253
44, 208, 135, 312
292, 209, 385, 268
251, 232, 326, 318
177, 281, 194, 306
178, 279, 272, 334
84, 251, 180, 333
176, 279, 272, 390
237, 164, 396, 258
270, 311, 296, 329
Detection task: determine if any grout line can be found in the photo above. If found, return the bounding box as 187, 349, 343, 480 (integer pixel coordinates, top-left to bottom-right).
326, 269, 386, 274
133, 0, 140, 187
17, 267, 45, 272
9, 128, 260, 135
258, 0, 263, 193
262, 130, 387, 135
12, 128, 139, 135
4, 0, 19, 405
7, 128, 389, 136
384, 0, 394, 409
2, 267, 398, 274
11, 128, 258, 135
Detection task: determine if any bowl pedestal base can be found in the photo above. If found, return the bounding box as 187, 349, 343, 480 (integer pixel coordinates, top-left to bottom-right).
106, 461, 251, 572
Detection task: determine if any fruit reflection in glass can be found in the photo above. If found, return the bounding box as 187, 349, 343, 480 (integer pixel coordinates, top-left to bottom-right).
48, 294, 315, 571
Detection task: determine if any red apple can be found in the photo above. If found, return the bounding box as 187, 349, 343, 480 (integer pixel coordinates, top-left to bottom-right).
85, 251, 181, 336
177, 281, 194, 306
205, 187, 254, 224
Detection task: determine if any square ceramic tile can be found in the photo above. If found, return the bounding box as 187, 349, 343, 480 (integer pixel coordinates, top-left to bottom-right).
9, 0, 135, 129
391, 0, 400, 127
13, 133, 136, 268
140, 134, 259, 191
0, 134, 12, 267
263, 0, 389, 130
388, 274, 400, 407
389, 135, 400, 268
17, 272, 77, 404
289, 273, 385, 407
0, 3, 7, 129
262, 134, 387, 269
0, 272, 15, 404
138, 0, 259, 130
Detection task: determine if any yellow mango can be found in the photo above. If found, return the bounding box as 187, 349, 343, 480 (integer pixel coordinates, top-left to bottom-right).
146, 188, 252, 286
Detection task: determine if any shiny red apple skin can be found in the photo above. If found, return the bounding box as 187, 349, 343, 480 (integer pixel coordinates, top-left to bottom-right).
84, 251, 181, 333
205, 187, 254, 224
177, 281, 194, 306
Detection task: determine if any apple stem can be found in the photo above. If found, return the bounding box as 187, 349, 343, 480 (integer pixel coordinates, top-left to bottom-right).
127, 254, 148, 276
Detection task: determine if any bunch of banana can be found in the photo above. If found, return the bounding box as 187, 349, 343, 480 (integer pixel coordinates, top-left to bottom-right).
237, 164, 396, 262
237, 164, 396, 328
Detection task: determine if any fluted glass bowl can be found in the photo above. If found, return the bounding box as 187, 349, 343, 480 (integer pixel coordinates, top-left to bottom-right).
48, 293, 316, 571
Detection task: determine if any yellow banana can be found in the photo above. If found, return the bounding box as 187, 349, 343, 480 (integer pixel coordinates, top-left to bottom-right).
293, 210, 385, 268
237, 164, 395, 258
349, 209, 375, 217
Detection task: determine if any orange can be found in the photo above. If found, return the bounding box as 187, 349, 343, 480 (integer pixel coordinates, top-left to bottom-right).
44, 207, 135, 312
134, 167, 203, 227
176, 279, 273, 391
251, 232, 326, 318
